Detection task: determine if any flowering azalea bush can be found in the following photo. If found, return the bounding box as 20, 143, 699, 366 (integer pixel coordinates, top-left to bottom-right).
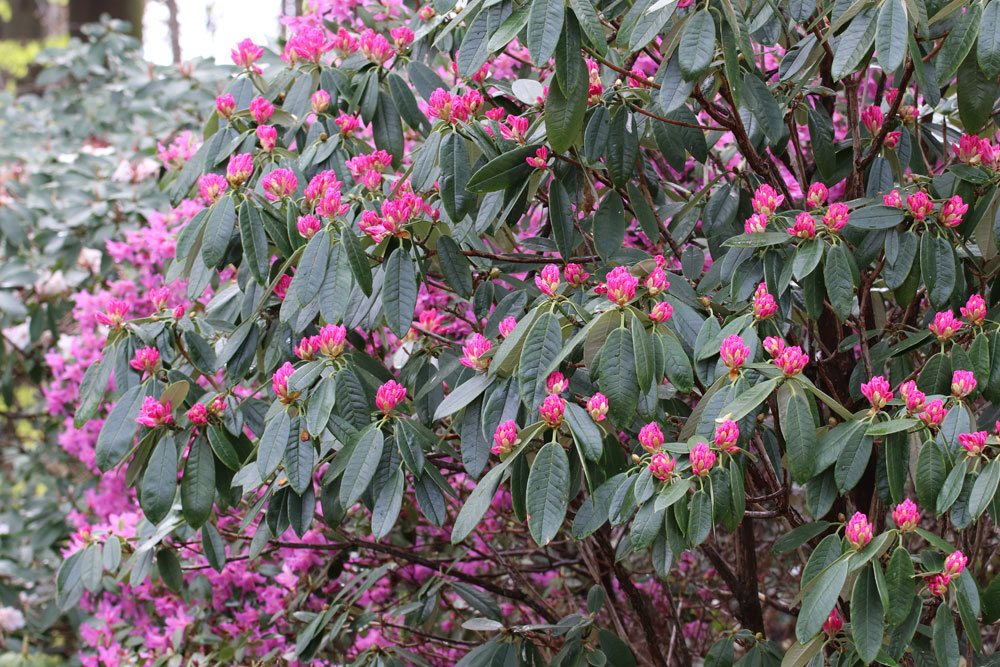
27, 0, 1000, 665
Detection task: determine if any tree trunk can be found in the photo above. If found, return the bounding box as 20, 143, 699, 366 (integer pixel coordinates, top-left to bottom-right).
69, 0, 145, 41
0, 0, 46, 40
164, 0, 180, 63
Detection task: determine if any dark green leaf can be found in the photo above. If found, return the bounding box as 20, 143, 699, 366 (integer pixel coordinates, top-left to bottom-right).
340, 428, 385, 507
181, 437, 215, 528
679, 10, 716, 80
526, 441, 570, 546
383, 249, 418, 337
141, 437, 178, 524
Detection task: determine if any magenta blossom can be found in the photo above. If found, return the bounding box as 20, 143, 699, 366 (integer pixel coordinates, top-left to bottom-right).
376, 380, 407, 414
961, 293, 987, 326
492, 420, 518, 456
752, 283, 777, 319
929, 310, 962, 341
587, 393, 608, 422
892, 499, 919, 532
460, 334, 492, 372
535, 264, 561, 297
860, 375, 893, 410
845, 512, 872, 549
713, 419, 739, 453
638, 422, 664, 452
136, 396, 173, 428
546, 371, 567, 394
720, 335, 750, 377
649, 453, 676, 481
806, 182, 828, 209
689, 442, 716, 477
540, 394, 566, 427
129, 347, 160, 377
952, 369, 976, 398
602, 266, 638, 306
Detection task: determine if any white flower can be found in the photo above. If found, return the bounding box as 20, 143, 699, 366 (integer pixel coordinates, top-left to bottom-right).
0, 606, 25, 632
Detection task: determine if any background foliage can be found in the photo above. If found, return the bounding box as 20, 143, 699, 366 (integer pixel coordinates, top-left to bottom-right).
4, 0, 1000, 665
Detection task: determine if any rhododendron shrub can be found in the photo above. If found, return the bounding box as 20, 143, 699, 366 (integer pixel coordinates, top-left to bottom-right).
44, 0, 1000, 665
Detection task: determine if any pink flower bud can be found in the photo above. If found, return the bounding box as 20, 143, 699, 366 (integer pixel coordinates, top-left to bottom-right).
929, 310, 962, 341
498, 316, 517, 338
751, 184, 784, 218
959, 431, 987, 456
744, 213, 767, 234
587, 393, 608, 422
939, 195, 968, 228
129, 347, 161, 377
861, 375, 893, 410
226, 153, 254, 187
460, 334, 492, 372
720, 335, 750, 376
884, 131, 901, 149
713, 419, 739, 453
928, 573, 951, 597
256, 125, 278, 152
274, 274, 292, 301
845, 512, 873, 549
806, 182, 828, 209
822, 202, 850, 231
603, 266, 638, 306
638, 422, 664, 452
883, 190, 903, 208
272, 362, 296, 403
198, 173, 228, 204
187, 403, 209, 426
823, 609, 843, 636
335, 114, 361, 136
899, 380, 925, 413
390, 26, 415, 49
944, 550, 968, 576
952, 369, 977, 398
136, 396, 173, 428
215, 93, 236, 118
961, 294, 987, 326
690, 442, 716, 477
95, 299, 131, 328
774, 345, 808, 376
546, 371, 567, 394
906, 191, 934, 220
752, 283, 777, 319
261, 168, 298, 201
311, 89, 331, 114
249, 96, 274, 124
649, 452, 676, 481
492, 420, 518, 456
861, 106, 884, 135
296, 214, 322, 240
919, 399, 946, 428
231, 38, 264, 72
540, 394, 566, 427
526, 146, 549, 169
534, 264, 561, 297
892, 498, 919, 531
564, 263, 590, 286
644, 263, 669, 295
295, 335, 319, 360
763, 336, 785, 357
953, 134, 995, 166
650, 301, 673, 324
316, 324, 347, 358
376, 380, 407, 414
787, 212, 816, 239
